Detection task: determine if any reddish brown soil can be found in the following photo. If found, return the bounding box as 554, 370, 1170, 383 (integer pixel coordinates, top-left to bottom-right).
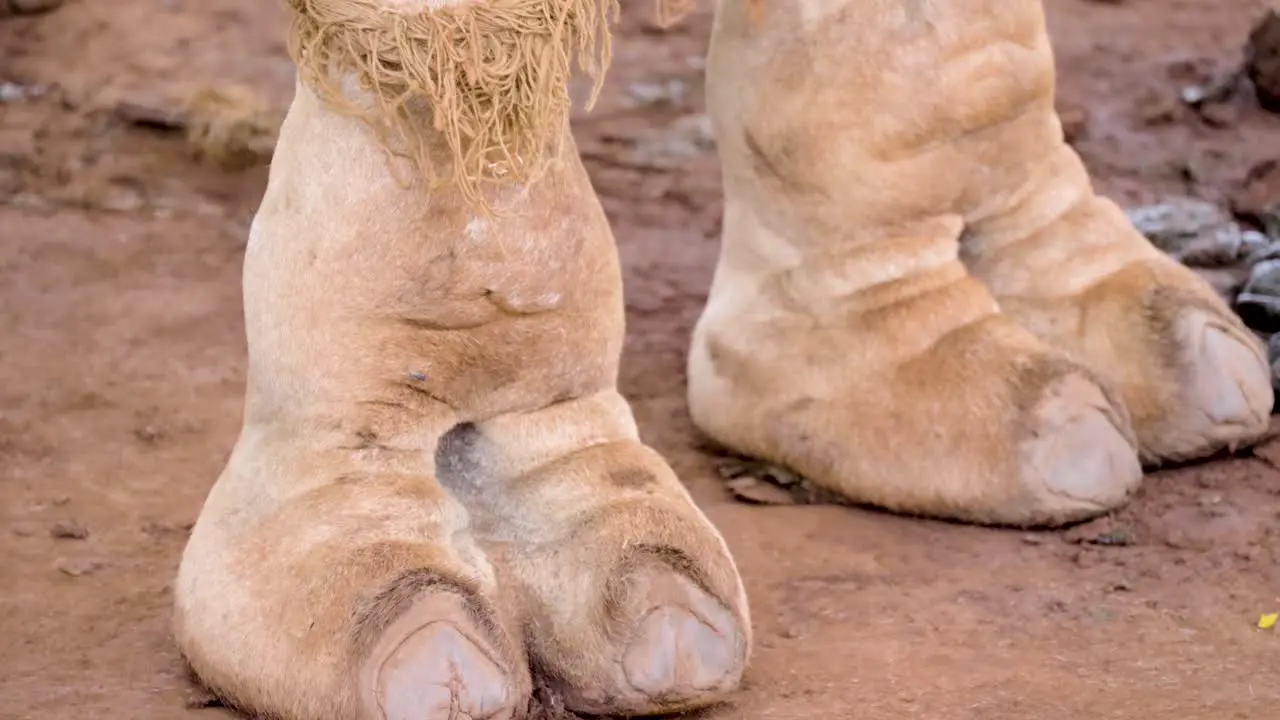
3, 1, 1280, 718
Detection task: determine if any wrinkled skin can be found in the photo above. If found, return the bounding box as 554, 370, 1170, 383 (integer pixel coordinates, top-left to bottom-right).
172, 0, 1273, 719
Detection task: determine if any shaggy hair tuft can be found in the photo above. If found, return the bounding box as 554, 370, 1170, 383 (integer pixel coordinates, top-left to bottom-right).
286, 0, 621, 212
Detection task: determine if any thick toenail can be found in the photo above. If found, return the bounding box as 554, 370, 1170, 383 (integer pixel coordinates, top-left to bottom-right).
378, 623, 510, 720
1195, 325, 1272, 426
1041, 406, 1142, 505
623, 605, 738, 697
1026, 376, 1141, 510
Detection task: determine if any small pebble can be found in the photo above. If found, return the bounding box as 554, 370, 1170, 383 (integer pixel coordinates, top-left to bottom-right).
134, 425, 162, 443
1196, 494, 1223, 507
50, 520, 89, 540
1090, 530, 1135, 547
630, 113, 716, 169
0, 82, 42, 104
54, 558, 103, 577
626, 78, 689, 108
98, 185, 145, 213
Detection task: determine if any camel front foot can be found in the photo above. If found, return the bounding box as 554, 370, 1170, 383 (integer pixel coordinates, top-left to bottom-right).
361, 590, 518, 719
175, 471, 530, 720
966, 190, 1273, 465
443, 392, 752, 716
687, 217, 1143, 527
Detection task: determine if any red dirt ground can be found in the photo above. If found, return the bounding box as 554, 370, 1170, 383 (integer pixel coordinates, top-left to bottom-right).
3, 1, 1279, 718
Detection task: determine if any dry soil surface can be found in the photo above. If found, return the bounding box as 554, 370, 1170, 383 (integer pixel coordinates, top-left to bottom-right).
2, 1, 1280, 719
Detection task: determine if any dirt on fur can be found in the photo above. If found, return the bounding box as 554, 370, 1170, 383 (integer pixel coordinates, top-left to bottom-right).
2, 1, 1279, 719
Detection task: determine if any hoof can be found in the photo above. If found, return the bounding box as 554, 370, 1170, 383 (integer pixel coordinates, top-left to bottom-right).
1021, 374, 1143, 523
622, 596, 740, 698
613, 568, 745, 713
562, 566, 747, 715
362, 594, 518, 720
1178, 313, 1272, 450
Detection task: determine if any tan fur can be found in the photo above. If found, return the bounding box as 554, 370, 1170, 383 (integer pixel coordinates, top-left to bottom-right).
285, 0, 619, 213
689, 0, 1271, 528
175, 55, 748, 720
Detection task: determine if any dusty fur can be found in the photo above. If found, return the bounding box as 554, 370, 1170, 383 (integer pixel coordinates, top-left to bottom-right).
285, 0, 620, 212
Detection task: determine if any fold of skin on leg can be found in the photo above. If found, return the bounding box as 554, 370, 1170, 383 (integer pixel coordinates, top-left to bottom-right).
436, 390, 751, 716
936, 0, 1273, 464
688, 0, 1144, 528
176, 7, 749, 718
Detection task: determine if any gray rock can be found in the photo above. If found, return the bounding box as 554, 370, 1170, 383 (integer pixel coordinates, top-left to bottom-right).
1126, 198, 1251, 266
1236, 258, 1280, 333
